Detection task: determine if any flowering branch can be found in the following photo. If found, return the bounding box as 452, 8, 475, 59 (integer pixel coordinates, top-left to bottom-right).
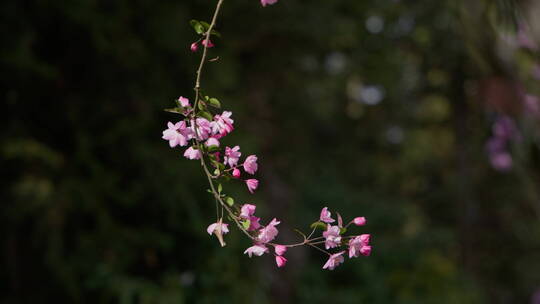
162, 0, 372, 270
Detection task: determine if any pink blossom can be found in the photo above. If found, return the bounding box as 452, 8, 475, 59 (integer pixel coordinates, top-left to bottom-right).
178, 96, 190, 107
183, 146, 201, 160
243, 155, 258, 174
320, 207, 335, 223
348, 234, 371, 258
260, 0, 278, 7
359, 234, 370, 243
360, 245, 372, 256
240, 204, 257, 218
247, 216, 261, 231
353, 217, 366, 226
211, 111, 234, 136
246, 179, 259, 194
275, 255, 287, 268
207, 221, 229, 247
162, 121, 190, 148
202, 39, 214, 48
274, 245, 287, 256
257, 218, 280, 243
191, 118, 212, 140
322, 224, 342, 249
190, 42, 198, 52
207, 222, 230, 235
232, 168, 241, 178
322, 251, 345, 270
224, 146, 241, 167
205, 137, 220, 147
244, 244, 268, 257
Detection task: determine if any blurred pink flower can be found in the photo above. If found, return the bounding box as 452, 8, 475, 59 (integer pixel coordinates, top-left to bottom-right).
349, 234, 371, 258
190, 118, 212, 140
211, 111, 234, 136
244, 244, 268, 257
202, 39, 214, 48
320, 207, 335, 223
240, 204, 257, 218
224, 146, 241, 167
274, 245, 287, 256
190, 42, 198, 52
275, 255, 287, 267
183, 146, 201, 160
162, 121, 190, 148
243, 155, 258, 174
205, 137, 220, 147
322, 251, 345, 270
178, 96, 190, 107
232, 168, 241, 178
257, 218, 280, 243
322, 224, 341, 249
207, 222, 230, 235
353, 217, 366, 226
246, 179, 259, 194
360, 245, 372, 256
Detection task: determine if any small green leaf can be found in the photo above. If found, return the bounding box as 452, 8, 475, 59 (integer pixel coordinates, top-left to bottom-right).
164, 107, 182, 114
197, 101, 206, 111
242, 219, 251, 230
310, 221, 327, 230
213, 168, 220, 176
217, 183, 223, 193
225, 197, 234, 206
339, 227, 347, 234
208, 98, 221, 108
206, 189, 213, 194
190, 20, 204, 34
207, 145, 220, 152
197, 111, 213, 121
210, 29, 221, 37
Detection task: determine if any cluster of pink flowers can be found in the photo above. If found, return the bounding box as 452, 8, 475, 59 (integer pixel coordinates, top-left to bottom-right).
162, 96, 259, 193
165, 0, 373, 272
237, 205, 371, 270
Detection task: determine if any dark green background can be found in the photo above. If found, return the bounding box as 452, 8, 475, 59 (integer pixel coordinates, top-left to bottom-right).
2, 0, 540, 303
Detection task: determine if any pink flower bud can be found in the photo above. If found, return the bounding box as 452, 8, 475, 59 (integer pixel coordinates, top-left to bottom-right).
178, 96, 190, 107
359, 234, 370, 244
190, 42, 199, 52
275, 255, 287, 268
205, 137, 220, 148
246, 179, 258, 194
274, 245, 287, 256
360, 245, 371, 256
353, 217, 366, 226
202, 39, 214, 48
232, 168, 241, 178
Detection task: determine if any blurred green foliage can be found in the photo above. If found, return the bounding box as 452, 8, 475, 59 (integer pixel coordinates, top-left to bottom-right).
2, 0, 540, 303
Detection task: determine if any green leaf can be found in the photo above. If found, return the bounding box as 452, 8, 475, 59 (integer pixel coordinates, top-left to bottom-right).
210, 29, 221, 37
339, 227, 347, 234
164, 107, 182, 114
213, 168, 220, 176
225, 197, 235, 206
207, 146, 220, 152
197, 111, 213, 121
217, 183, 222, 193
242, 219, 251, 230
197, 101, 206, 111
190, 20, 205, 34
310, 221, 327, 230
208, 98, 221, 108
